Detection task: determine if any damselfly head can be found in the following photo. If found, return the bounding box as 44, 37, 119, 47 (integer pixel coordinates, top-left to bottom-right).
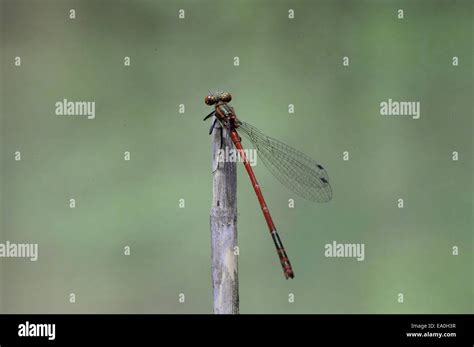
205, 91, 232, 105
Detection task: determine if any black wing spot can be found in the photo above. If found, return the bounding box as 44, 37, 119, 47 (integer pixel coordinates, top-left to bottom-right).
317, 164, 324, 170
320, 177, 329, 184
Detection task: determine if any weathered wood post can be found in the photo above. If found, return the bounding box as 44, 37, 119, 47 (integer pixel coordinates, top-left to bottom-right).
210, 119, 239, 314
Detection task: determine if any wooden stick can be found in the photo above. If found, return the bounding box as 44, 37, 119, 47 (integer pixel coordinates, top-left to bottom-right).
210, 119, 239, 314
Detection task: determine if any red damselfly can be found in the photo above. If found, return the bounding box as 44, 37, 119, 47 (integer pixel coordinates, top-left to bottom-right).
204, 91, 332, 279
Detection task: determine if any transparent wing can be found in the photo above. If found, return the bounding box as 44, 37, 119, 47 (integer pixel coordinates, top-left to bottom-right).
237, 121, 332, 203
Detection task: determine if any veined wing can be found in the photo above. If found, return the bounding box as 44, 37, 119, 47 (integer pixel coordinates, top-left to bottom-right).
237, 121, 332, 203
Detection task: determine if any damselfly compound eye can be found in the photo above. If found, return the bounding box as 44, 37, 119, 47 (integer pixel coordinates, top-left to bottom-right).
205, 95, 217, 105
220, 92, 232, 102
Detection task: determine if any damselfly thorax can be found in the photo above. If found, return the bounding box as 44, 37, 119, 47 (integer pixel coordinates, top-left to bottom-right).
204, 92, 240, 129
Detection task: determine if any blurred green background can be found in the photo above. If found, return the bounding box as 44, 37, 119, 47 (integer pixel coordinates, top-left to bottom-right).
0, 0, 472, 313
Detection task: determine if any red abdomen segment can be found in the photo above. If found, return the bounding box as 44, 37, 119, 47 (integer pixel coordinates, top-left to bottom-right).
230, 130, 295, 279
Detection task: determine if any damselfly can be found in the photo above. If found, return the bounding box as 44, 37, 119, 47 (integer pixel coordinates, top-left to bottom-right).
204, 91, 332, 279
